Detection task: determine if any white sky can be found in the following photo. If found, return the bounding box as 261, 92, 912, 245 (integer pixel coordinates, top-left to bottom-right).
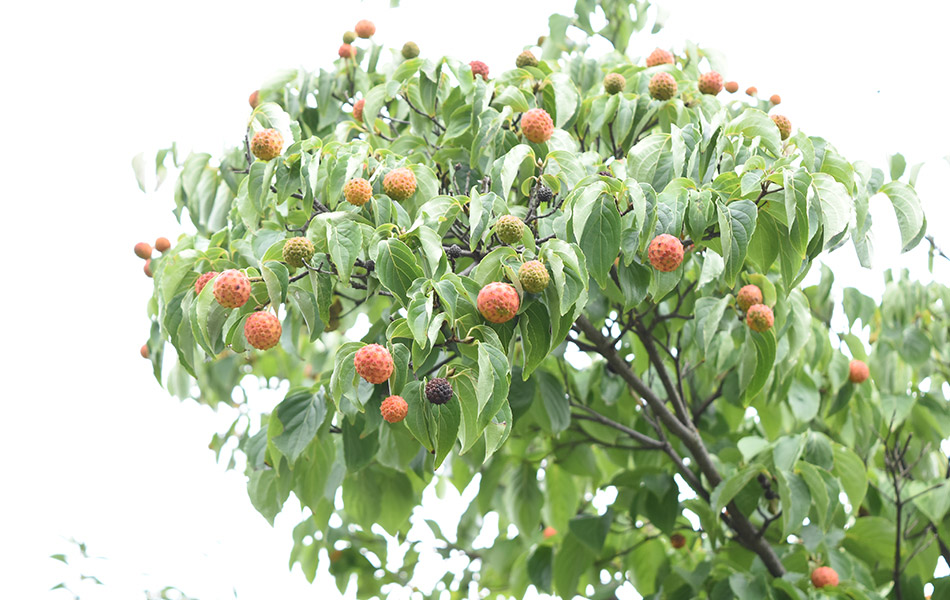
2, 0, 949, 598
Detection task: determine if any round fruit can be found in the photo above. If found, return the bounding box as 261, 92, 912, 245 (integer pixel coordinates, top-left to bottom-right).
516, 50, 538, 68
535, 184, 553, 204
746, 86, 757, 96
134, 242, 152, 259
746, 304, 774, 333
520, 108, 554, 143
338, 44, 356, 59
646, 47, 674, 67
770, 94, 781, 105
354, 344, 394, 384
344, 177, 373, 206
603, 73, 626, 95
282, 236, 315, 268
402, 41, 419, 59
648, 72, 677, 101
849, 359, 869, 384
737, 284, 764, 312
382, 167, 417, 201
477, 282, 520, 323
381, 395, 409, 423
469, 60, 489, 80
354, 19, 375, 38
542, 526, 557, 539
144, 259, 153, 277
425, 377, 453, 405
446, 244, 462, 259
670, 533, 686, 549
195, 271, 218, 295
250, 129, 283, 161
771, 115, 792, 140
494, 215, 525, 245
811, 567, 838, 588
647, 234, 684, 272
352, 98, 365, 122
343, 31, 356, 44
155, 237, 171, 253
140, 344, 150, 359
698, 71, 723, 95
244, 311, 282, 350
519, 260, 550, 293
725, 81, 739, 93
213, 269, 251, 309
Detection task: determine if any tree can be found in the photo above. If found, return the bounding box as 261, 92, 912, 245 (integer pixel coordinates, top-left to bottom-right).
136, 1, 950, 597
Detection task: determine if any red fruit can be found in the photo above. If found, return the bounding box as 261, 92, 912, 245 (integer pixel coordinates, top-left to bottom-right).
344, 177, 373, 206
725, 81, 739, 93
381, 395, 408, 423
354, 344, 394, 384
771, 114, 792, 140
849, 359, 869, 384
520, 108, 554, 144
737, 284, 763, 312
698, 71, 723, 95
646, 48, 674, 67
339, 43, 356, 59
811, 566, 838, 588
352, 98, 365, 122
354, 19, 375, 38
542, 526, 557, 539
746, 304, 774, 333
155, 237, 171, 253
647, 234, 684, 272
382, 168, 417, 201
770, 94, 782, 105
140, 344, 150, 359
195, 271, 218, 295
648, 72, 677, 101
248, 90, 259, 109
244, 311, 282, 350
134, 242, 152, 259
213, 269, 251, 309
670, 533, 686, 549
477, 282, 520, 323
250, 129, 283, 161
745, 86, 758, 96
144, 259, 153, 277
469, 60, 489, 80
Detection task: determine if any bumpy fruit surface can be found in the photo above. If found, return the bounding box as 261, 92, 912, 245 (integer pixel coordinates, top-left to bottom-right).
771, 115, 792, 140
401, 41, 419, 59
737, 284, 763, 312
213, 269, 251, 308
746, 304, 774, 333
746, 86, 757, 96
354, 19, 375, 38
849, 359, 869, 383
354, 344, 394, 384
140, 344, 149, 359
494, 215, 525, 245
516, 50, 538, 68
520, 108, 554, 143
282, 236, 315, 268
648, 72, 677, 101
244, 311, 282, 350
646, 47, 674, 67
352, 98, 365, 121
770, 94, 781, 105
811, 567, 838, 588
535, 184, 553, 204
647, 234, 684, 272
155, 237, 171, 253
725, 81, 739, 93
469, 60, 489, 80
603, 73, 626, 95
477, 282, 520, 323
134, 242, 152, 259
195, 271, 218, 295
519, 260, 550, 293
338, 43, 356, 59
250, 129, 283, 161
425, 377, 453, 405
144, 259, 153, 277
670, 533, 686, 549
343, 30, 356, 44
542, 526, 557, 539
382, 168, 417, 201
698, 71, 723, 95
380, 395, 408, 423
344, 177, 373, 206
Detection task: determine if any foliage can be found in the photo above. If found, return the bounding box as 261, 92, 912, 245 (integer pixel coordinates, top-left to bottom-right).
136, 0, 950, 598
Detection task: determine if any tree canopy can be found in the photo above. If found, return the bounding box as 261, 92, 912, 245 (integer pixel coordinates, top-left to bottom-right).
135, 1, 950, 598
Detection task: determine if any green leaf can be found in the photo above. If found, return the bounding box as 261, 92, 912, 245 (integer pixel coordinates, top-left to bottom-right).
520, 300, 551, 378
832, 444, 867, 511
577, 194, 621, 289
476, 342, 511, 433
247, 469, 291, 525
569, 511, 613, 552
262, 261, 289, 308
272, 388, 327, 463
553, 533, 594, 596
536, 371, 570, 433
711, 465, 758, 513
342, 414, 379, 472
505, 462, 543, 536
879, 181, 926, 252
724, 109, 782, 155
326, 216, 362, 282
527, 546, 553, 593
432, 398, 460, 469
716, 199, 757, 286
375, 238, 424, 307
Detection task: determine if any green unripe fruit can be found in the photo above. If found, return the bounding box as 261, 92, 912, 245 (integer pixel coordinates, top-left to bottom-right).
282, 236, 315, 268
494, 215, 525, 245
603, 73, 626, 95
402, 41, 419, 59
343, 31, 357, 44
516, 50, 538, 68
519, 260, 550, 293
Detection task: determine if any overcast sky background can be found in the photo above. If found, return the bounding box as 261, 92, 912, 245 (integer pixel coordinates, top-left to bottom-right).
2, 0, 949, 598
